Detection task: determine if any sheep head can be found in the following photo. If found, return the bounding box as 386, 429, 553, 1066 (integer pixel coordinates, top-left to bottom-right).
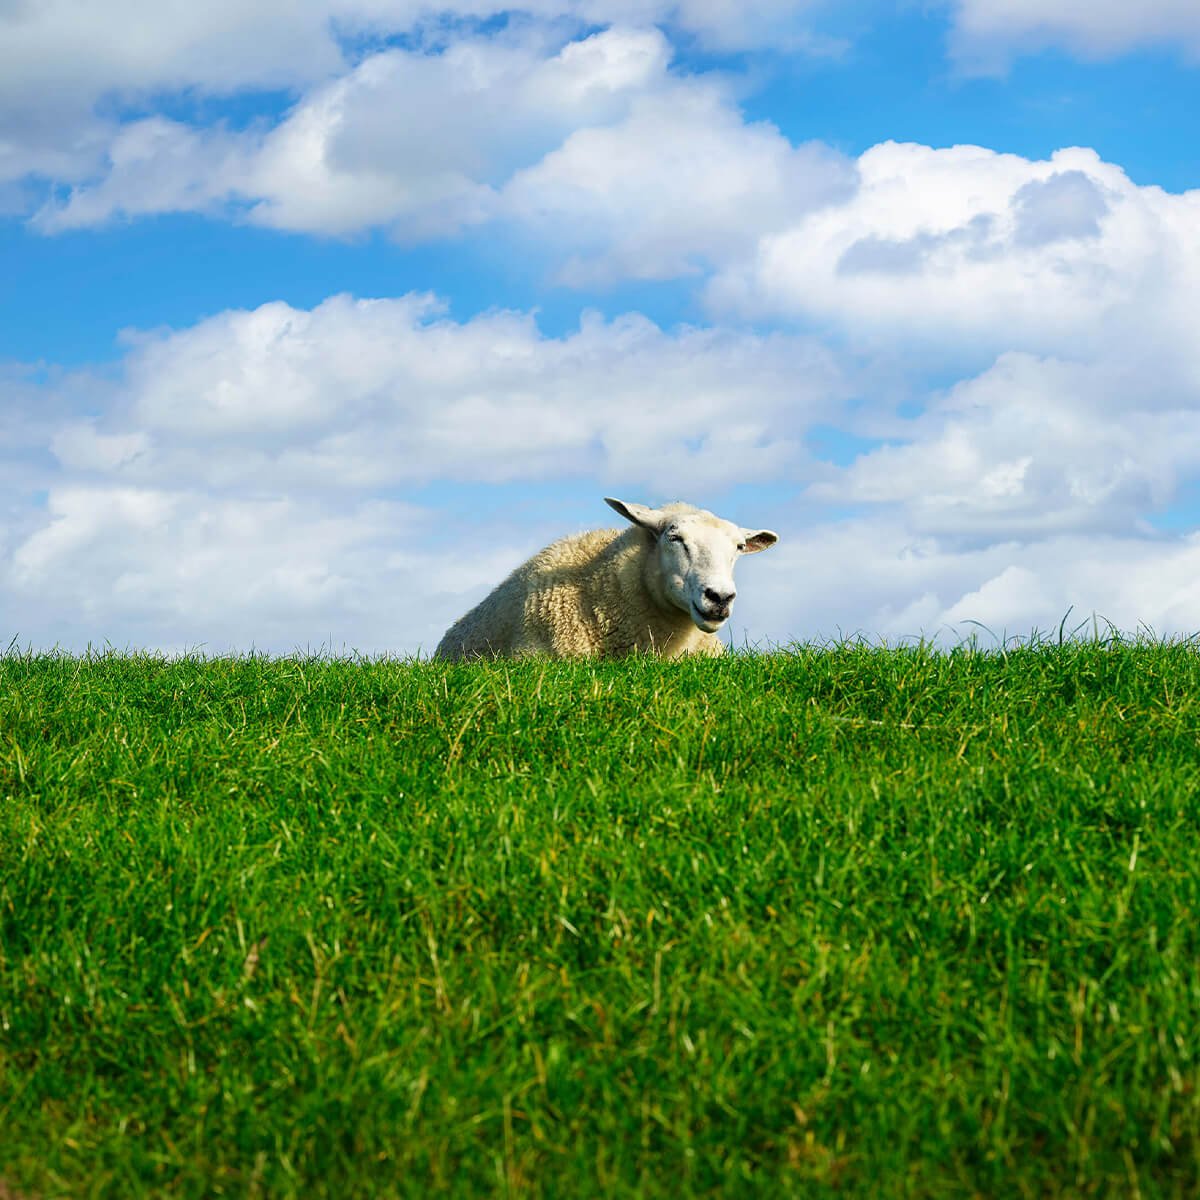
605, 497, 778, 634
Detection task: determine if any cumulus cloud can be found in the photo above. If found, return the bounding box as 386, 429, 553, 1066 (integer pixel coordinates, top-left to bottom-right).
4, 487, 456, 653
1010, 170, 1109, 247
808, 351, 1200, 538
0, 292, 852, 651
14, 483, 1200, 656
689, 139, 1200, 645
33, 23, 856, 279
28, 27, 671, 234
946, 0, 1200, 71
1, 0, 833, 193
0, 0, 826, 104
711, 141, 1200, 372
66, 292, 846, 491
626, 0, 835, 52
751, 515, 1200, 648
32, 26, 659, 234
8, 3, 1200, 656
502, 87, 856, 282
30, 118, 252, 231
4, 283, 1200, 652
238, 26, 676, 239
0, 0, 369, 189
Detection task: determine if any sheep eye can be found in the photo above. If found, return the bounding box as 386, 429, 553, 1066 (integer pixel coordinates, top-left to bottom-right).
667, 532, 684, 543
737, 542, 746, 552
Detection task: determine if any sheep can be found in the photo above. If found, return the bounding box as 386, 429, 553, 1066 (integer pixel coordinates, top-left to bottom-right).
434, 497, 778, 660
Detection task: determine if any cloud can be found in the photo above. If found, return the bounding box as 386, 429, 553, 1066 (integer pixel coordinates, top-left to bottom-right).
0, 0, 369, 189
33, 23, 856, 276
1010, 170, 1109, 247
0, 288, 848, 653
1, 0, 364, 103
0, 0, 827, 106
1, 0, 833, 193
4, 282, 1200, 653
4, 486, 451, 653
30, 118, 253, 231
747, 515, 1200, 648
8, 5, 1200, 656
239, 26, 675, 239
65, 292, 846, 493
711, 141, 1200, 371
946, 0, 1200, 70
31, 27, 679, 235
11, 481, 1200, 657
502, 87, 856, 282
808, 351, 1200, 538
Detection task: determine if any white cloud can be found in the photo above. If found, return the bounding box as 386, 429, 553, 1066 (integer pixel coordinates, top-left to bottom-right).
34, 24, 856, 271
0, 0, 372, 189
4, 486, 451, 652
747, 516, 1200, 648
8, 6, 1200, 656
12, 477, 1200, 655
240, 26, 675, 239
689, 142, 1200, 646
76, 292, 846, 492
1, 0, 365, 102
31, 118, 253, 231
947, 0, 1200, 70
811, 351, 1200, 537
31, 27, 675, 235
1, 0, 832, 192
502, 87, 855, 282
0, 289, 851, 652
5, 285, 1200, 654
0, 0, 825, 105
0, 107, 113, 191
711, 141, 1200, 371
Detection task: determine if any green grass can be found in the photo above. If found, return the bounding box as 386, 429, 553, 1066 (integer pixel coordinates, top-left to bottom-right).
1, 642, 1199, 1198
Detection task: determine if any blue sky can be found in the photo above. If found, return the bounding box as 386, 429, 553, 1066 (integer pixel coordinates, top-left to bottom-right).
3, 0, 1200, 654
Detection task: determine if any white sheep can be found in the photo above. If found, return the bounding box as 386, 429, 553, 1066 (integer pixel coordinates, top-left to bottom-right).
434, 497, 778, 660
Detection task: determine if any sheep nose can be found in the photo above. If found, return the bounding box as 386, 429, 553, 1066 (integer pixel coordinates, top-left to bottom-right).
703, 587, 735, 607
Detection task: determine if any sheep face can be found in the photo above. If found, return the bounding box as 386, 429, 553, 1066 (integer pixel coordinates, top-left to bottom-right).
605, 497, 779, 634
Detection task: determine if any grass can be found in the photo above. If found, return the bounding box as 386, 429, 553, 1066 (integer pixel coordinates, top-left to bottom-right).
1, 640, 1199, 1197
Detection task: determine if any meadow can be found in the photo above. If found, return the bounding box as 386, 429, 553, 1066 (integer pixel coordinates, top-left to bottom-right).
1, 640, 1198, 1197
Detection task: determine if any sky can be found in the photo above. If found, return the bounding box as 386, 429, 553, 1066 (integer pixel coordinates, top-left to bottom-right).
3, 0, 1200, 656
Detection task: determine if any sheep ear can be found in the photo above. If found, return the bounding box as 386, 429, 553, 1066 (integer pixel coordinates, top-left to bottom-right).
740, 528, 778, 554
605, 497, 665, 533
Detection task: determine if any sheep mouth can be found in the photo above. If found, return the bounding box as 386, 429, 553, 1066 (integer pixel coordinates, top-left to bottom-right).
691, 602, 730, 632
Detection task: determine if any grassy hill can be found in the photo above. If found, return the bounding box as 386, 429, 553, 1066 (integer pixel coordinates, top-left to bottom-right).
1, 643, 1198, 1196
